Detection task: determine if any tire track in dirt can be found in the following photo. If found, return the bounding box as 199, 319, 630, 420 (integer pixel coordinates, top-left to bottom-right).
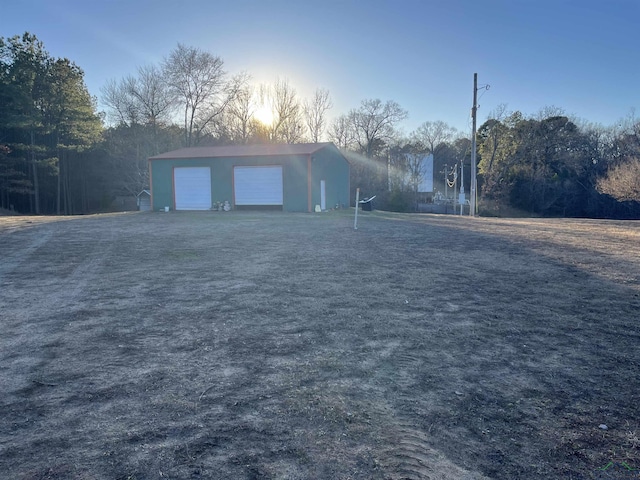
36, 221, 117, 314
0, 224, 53, 280
370, 337, 490, 480
57, 231, 114, 309
378, 422, 489, 480
1, 220, 117, 366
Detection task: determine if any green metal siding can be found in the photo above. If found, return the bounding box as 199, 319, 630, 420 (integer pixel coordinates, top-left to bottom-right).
310, 146, 350, 210
149, 145, 349, 212
283, 155, 309, 212
210, 160, 234, 205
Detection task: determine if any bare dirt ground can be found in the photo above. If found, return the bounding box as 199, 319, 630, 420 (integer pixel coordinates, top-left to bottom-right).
1, 210, 639, 480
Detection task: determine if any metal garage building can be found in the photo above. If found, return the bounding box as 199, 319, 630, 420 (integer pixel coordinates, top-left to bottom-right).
148, 143, 350, 212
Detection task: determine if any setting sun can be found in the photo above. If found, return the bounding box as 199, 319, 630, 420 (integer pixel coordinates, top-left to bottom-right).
254, 103, 274, 126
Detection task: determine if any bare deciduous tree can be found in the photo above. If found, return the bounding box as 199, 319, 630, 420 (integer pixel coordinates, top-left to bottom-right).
163, 43, 227, 146
328, 114, 355, 150
597, 157, 640, 203
349, 99, 407, 157
303, 88, 332, 143
101, 78, 140, 126
222, 76, 255, 144
412, 120, 458, 158
127, 64, 174, 131
264, 78, 305, 143
338, 99, 407, 201
387, 141, 432, 210
220, 73, 277, 144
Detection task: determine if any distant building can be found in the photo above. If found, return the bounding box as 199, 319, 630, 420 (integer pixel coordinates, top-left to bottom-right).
417, 154, 434, 193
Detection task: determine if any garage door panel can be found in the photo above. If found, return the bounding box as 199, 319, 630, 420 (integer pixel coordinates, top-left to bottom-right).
174, 167, 211, 210
234, 166, 283, 205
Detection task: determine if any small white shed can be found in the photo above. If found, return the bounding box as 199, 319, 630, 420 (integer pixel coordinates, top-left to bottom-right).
137, 190, 151, 211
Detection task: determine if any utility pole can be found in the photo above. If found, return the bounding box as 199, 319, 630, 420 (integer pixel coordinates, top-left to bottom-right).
470, 73, 478, 217
453, 163, 458, 215
443, 163, 448, 200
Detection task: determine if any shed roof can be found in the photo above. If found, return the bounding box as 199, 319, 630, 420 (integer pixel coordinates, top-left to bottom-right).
149, 142, 338, 160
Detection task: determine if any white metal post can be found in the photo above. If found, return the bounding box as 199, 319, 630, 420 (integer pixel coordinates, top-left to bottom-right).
354, 188, 360, 230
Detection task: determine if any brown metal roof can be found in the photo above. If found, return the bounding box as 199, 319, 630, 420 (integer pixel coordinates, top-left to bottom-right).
149, 142, 336, 160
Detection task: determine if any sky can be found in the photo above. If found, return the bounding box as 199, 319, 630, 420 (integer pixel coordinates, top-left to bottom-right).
2, 0, 638, 137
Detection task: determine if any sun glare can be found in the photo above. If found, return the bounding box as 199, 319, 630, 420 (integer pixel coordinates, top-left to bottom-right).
254, 104, 274, 126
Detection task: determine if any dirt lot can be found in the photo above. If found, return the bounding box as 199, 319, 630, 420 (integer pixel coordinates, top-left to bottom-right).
1, 210, 639, 480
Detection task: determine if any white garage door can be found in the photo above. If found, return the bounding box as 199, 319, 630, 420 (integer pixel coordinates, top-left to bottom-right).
234, 166, 283, 205
174, 167, 211, 210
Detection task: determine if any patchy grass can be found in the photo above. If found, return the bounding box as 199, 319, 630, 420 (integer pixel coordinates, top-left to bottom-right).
1, 210, 639, 479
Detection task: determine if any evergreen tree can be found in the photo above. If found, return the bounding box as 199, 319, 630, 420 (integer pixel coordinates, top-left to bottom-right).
0, 33, 102, 214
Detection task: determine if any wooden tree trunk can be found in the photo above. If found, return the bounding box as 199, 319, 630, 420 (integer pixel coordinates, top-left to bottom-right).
57, 156, 61, 215
30, 130, 40, 214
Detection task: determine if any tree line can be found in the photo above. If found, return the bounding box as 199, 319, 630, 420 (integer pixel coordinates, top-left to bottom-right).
1, 33, 638, 217
0, 33, 102, 214
477, 106, 640, 217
